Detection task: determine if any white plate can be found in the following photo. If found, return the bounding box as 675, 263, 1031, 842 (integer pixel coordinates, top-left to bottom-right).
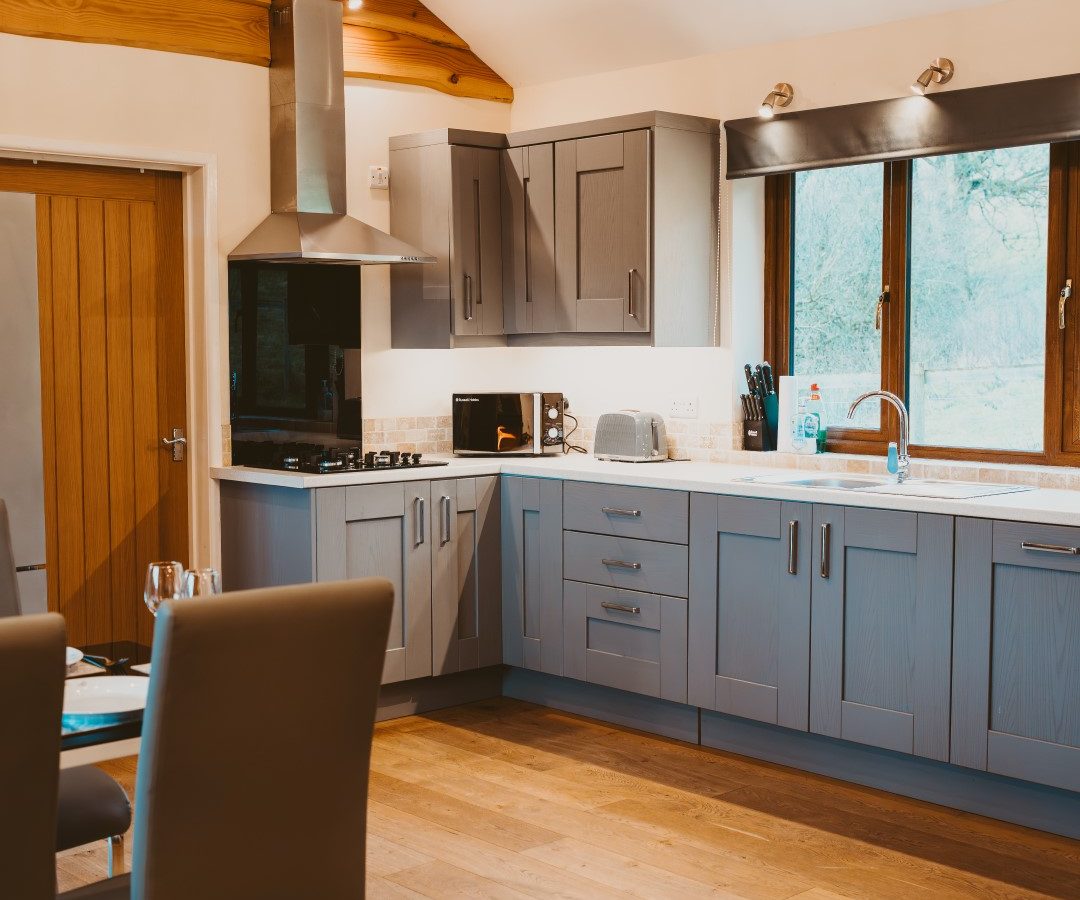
62, 676, 149, 729
66, 647, 84, 667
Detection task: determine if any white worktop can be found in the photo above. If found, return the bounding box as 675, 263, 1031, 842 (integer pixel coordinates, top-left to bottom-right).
211, 455, 1080, 527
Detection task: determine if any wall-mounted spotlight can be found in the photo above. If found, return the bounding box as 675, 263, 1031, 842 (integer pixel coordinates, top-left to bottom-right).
759, 83, 794, 118
911, 58, 954, 95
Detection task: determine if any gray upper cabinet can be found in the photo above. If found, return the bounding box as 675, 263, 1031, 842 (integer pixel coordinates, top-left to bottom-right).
689, 495, 813, 729
809, 506, 954, 760
554, 130, 650, 334
952, 518, 1080, 793
315, 482, 433, 685
431, 476, 502, 676
389, 129, 506, 348
502, 143, 557, 334
502, 475, 564, 674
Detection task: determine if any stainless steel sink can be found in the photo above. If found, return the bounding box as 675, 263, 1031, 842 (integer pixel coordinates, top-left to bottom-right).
760, 474, 1033, 499
767, 475, 893, 490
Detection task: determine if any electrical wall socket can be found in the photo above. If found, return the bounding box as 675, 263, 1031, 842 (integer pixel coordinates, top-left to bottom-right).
368, 165, 389, 190
669, 397, 698, 419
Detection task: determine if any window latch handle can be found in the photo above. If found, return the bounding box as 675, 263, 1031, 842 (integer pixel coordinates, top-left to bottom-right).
875, 285, 890, 331
1060, 278, 1072, 331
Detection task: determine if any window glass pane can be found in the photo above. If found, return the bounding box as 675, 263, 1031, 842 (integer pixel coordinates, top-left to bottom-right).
792, 163, 884, 429
909, 146, 1049, 451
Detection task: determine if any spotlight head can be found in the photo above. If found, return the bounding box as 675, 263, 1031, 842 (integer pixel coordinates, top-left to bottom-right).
911, 58, 954, 95
759, 82, 794, 118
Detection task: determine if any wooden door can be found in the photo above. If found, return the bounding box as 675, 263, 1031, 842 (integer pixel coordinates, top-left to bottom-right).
431, 476, 501, 675
502, 143, 557, 334
554, 130, 650, 333
689, 495, 813, 729
450, 146, 503, 337
316, 481, 432, 685
952, 518, 1080, 792
810, 506, 954, 760
0, 160, 187, 646
501, 475, 563, 674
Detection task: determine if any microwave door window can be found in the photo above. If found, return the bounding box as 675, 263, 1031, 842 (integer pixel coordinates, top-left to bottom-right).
494, 396, 530, 452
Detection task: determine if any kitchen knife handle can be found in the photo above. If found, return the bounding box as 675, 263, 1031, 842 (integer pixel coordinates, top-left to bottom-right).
819, 523, 831, 579
787, 520, 799, 575
627, 268, 637, 319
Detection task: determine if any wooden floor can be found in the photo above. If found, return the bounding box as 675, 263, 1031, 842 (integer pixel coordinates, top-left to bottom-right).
58, 698, 1080, 898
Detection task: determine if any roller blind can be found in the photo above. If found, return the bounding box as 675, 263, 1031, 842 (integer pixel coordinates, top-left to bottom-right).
725, 72, 1080, 179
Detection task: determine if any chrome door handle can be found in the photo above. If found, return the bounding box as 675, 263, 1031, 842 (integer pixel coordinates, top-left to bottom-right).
601, 601, 641, 615
1021, 541, 1079, 556
440, 495, 452, 545
414, 496, 426, 546
627, 268, 637, 319
464, 274, 474, 321
602, 558, 641, 570
819, 523, 831, 579
601, 507, 641, 518
787, 520, 798, 575
161, 428, 186, 461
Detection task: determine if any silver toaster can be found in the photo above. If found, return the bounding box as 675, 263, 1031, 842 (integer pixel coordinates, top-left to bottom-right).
593, 410, 669, 462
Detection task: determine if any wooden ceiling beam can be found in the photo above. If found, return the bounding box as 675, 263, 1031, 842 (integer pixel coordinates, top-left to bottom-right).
343, 0, 467, 50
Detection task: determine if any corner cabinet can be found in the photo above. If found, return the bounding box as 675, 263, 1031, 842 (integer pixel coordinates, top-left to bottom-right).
952, 519, 1080, 793
809, 507, 954, 760
389, 129, 506, 348
501, 475, 564, 674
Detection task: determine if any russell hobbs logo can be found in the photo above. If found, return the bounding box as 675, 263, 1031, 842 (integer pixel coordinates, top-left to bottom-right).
455, 397, 479, 403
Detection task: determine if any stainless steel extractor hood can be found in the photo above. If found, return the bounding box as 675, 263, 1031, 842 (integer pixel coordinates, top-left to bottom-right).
230, 0, 434, 265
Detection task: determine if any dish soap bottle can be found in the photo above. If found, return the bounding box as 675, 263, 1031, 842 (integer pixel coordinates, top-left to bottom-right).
792, 394, 816, 455
806, 384, 826, 453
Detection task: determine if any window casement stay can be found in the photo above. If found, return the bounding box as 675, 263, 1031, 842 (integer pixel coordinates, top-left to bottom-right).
874, 285, 891, 332
1060, 277, 1073, 331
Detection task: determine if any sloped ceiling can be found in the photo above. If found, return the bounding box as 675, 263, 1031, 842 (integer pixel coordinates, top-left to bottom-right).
424, 0, 1001, 87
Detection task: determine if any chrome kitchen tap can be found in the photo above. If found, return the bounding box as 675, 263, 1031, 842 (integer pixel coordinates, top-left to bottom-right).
847, 390, 910, 483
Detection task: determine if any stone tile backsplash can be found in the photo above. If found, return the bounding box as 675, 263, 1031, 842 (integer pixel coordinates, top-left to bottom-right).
363, 416, 453, 455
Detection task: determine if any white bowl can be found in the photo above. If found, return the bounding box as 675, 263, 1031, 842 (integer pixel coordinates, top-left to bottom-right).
62, 676, 149, 730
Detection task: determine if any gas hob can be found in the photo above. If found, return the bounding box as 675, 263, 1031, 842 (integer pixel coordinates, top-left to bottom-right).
231, 442, 449, 475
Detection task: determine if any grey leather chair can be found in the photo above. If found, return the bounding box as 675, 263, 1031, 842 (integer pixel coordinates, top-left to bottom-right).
61, 578, 394, 900
0, 497, 132, 874
0, 612, 66, 900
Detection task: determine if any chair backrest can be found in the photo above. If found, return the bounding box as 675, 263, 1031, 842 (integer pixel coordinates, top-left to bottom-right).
0, 499, 22, 617
0, 613, 66, 900
131, 578, 394, 900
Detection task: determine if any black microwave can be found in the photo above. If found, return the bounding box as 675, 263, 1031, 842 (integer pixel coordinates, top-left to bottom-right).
452, 393, 565, 456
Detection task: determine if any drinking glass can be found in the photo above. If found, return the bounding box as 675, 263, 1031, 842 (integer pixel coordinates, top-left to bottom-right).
182, 567, 222, 598
144, 561, 185, 617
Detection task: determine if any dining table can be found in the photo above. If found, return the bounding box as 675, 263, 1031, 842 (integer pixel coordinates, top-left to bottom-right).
62, 640, 151, 751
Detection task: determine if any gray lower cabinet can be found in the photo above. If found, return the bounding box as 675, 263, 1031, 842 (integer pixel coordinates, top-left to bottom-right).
316, 482, 433, 685
952, 518, 1080, 792
809, 506, 954, 760
431, 477, 502, 676
564, 581, 687, 703
688, 495, 813, 729
501, 475, 564, 674
554, 130, 650, 333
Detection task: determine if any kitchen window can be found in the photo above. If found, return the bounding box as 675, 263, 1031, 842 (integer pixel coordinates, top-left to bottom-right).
764, 141, 1080, 465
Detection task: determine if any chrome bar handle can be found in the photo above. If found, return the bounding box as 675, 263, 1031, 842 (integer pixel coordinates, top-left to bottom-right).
787, 520, 798, 575
1021, 541, 1079, 556
414, 496, 426, 546
602, 558, 641, 570
601, 507, 641, 518
601, 601, 641, 615
463, 274, 474, 321
440, 495, 452, 545
627, 268, 637, 319
15, 563, 46, 573
819, 523, 831, 579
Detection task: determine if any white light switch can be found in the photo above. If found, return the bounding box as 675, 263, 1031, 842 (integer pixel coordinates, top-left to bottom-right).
368, 165, 390, 190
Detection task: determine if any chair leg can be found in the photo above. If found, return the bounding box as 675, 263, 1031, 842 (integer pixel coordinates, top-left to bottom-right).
107, 833, 126, 877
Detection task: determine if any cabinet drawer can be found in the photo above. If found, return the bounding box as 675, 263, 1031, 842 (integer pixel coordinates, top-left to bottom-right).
564, 581, 687, 702
563, 482, 688, 543
563, 531, 688, 597
993, 521, 1080, 573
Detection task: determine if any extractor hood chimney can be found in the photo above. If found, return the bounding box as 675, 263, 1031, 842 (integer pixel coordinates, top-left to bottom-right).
230, 0, 435, 265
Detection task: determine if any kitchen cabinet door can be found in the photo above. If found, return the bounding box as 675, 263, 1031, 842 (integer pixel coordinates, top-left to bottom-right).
502, 143, 557, 334
501, 475, 563, 674
810, 506, 954, 760
952, 518, 1080, 792
431, 477, 502, 675
315, 482, 432, 685
554, 130, 650, 333
451, 145, 504, 337
688, 495, 813, 729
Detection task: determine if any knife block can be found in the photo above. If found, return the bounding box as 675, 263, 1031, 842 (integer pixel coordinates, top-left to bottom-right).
743, 418, 771, 451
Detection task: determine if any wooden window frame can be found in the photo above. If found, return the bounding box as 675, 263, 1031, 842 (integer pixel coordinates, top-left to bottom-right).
764, 142, 1080, 467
